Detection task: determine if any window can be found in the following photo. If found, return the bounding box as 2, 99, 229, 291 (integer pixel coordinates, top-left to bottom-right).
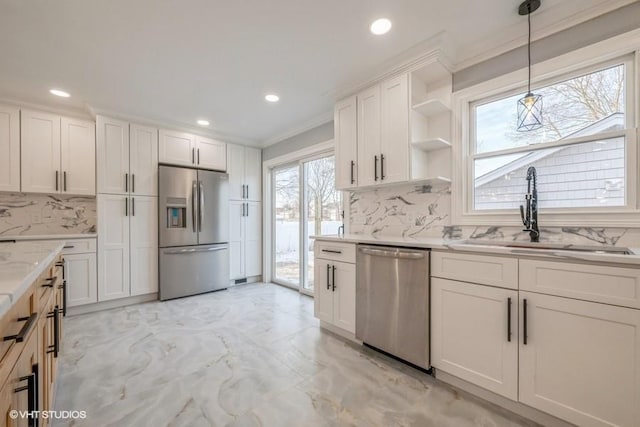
459, 50, 638, 224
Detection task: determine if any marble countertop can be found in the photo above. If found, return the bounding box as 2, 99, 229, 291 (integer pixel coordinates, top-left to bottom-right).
0, 241, 65, 317
313, 234, 640, 266
1, 233, 97, 242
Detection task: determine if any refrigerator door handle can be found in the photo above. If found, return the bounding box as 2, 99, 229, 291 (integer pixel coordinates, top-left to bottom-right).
192, 180, 198, 233
198, 181, 204, 232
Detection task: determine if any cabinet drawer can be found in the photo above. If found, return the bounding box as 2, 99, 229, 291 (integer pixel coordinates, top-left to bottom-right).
520, 259, 640, 308
431, 251, 518, 290
315, 241, 356, 264
0, 282, 36, 375
61, 238, 96, 254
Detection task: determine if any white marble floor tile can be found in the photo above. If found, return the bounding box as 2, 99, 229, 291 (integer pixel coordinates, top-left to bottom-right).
53, 283, 537, 427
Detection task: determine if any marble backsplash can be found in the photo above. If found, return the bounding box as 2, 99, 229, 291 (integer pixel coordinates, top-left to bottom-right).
348, 183, 640, 248
0, 193, 96, 237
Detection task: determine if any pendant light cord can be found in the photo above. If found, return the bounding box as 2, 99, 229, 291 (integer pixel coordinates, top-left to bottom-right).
527, 7, 532, 94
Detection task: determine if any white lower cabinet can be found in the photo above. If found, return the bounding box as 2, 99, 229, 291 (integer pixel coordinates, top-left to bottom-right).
229, 201, 261, 280
98, 194, 157, 301
431, 278, 518, 400
519, 291, 640, 427
314, 256, 356, 334
65, 252, 97, 307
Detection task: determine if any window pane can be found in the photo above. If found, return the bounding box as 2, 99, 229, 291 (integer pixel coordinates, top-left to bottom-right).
474, 137, 625, 210
274, 165, 300, 285
475, 64, 625, 154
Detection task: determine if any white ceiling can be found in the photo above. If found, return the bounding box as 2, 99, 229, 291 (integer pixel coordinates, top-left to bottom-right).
0, 0, 630, 146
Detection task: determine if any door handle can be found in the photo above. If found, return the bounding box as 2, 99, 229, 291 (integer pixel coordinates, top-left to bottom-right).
507, 297, 512, 342
132, 174, 135, 193
350, 160, 355, 184
131, 197, 135, 216
332, 265, 336, 291
192, 181, 197, 232
125, 197, 128, 216
374, 156, 378, 181
197, 148, 200, 165
380, 154, 385, 180
523, 298, 528, 345
192, 148, 195, 164
245, 202, 248, 217
63, 171, 67, 191
125, 173, 128, 192
198, 181, 204, 232
55, 170, 59, 191
326, 264, 331, 290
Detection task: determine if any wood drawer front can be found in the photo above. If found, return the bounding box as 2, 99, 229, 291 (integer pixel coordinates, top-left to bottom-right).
61, 238, 96, 254
0, 283, 35, 371
315, 241, 356, 264
431, 251, 518, 289
520, 259, 640, 308
37, 265, 58, 309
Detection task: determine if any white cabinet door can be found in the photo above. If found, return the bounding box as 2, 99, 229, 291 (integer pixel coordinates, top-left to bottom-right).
0, 104, 20, 192
380, 74, 409, 184
356, 86, 381, 187
245, 201, 262, 277
244, 147, 261, 201
334, 96, 358, 190
159, 129, 195, 167
130, 196, 158, 296
332, 261, 356, 334
229, 201, 245, 280
227, 145, 245, 200
196, 136, 226, 171
432, 278, 518, 400
21, 110, 61, 193
314, 260, 334, 324
97, 195, 130, 301
97, 116, 130, 195
130, 124, 158, 196
64, 253, 97, 307
61, 118, 95, 195
519, 292, 640, 427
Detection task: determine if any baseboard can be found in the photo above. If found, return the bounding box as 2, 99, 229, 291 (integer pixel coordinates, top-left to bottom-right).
229, 275, 262, 287
319, 321, 361, 344
434, 370, 573, 427
67, 293, 158, 316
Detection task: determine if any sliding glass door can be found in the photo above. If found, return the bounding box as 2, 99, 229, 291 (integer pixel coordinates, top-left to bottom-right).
272, 154, 342, 294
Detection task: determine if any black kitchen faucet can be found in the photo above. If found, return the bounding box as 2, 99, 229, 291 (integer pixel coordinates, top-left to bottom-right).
519, 166, 540, 242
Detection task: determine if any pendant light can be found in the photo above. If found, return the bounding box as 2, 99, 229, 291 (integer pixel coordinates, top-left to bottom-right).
517, 0, 543, 132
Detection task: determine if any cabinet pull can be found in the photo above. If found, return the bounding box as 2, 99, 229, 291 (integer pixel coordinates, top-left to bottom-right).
321, 249, 342, 254
125, 197, 128, 217
63, 245, 75, 249
47, 306, 60, 358
60, 280, 67, 317
246, 185, 249, 199
326, 264, 331, 290
63, 171, 67, 191
245, 202, 248, 217
132, 197, 135, 216
15, 366, 37, 426
507, 297, 512, 342
55, 170, 59, 191
523, 298, 528, 345
374, 156, 379, 181
380, 154, 385, 180
3, 313, 37, 343
350, 160, 355, 184
332, 265, 336, 291
132, 174, 135, 193
125, 173, 128, 192
42, 276, 58, 288
192, 148, 195, 164
197, 148, 200, 165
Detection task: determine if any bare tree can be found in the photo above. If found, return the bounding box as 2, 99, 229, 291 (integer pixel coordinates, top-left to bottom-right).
305, 157, 339, 236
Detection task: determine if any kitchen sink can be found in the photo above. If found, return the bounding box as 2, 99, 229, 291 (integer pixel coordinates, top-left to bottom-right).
454, 240, 634, 255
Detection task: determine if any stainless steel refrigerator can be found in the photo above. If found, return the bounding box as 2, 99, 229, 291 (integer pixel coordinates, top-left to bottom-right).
158, 165, 229, 300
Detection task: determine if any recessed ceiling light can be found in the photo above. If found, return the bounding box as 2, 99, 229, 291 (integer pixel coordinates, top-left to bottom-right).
197, 119, 210, 126
370, 18, 392, 35
50, 89, 70, 98
265, 94, 280, 103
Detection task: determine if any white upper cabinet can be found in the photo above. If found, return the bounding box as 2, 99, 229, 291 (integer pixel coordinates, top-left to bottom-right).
227, 144, 261, 201
0, 104, 20, 192
21, 109, 62, 194
356, 85, 381, 187
97, 116, 130, 195
196, 136, 226, 171
334, 96, 358, 190
380, 74, 409, 184
61, 118, 96, 195
159, 129, 196, 167
130, 124, 158, 196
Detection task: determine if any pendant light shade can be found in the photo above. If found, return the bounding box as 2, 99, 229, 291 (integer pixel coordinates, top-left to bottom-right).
517, 0, 543, 132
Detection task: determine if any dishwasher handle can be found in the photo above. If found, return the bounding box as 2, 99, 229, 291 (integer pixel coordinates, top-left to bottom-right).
359, 247, 425, 260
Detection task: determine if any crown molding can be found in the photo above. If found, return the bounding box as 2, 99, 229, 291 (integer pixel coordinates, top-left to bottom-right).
261, 110, 334, 148
0, 95, 93, 121
453, 0, 638, 71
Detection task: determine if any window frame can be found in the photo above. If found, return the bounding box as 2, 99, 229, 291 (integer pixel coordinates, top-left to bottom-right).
452, 32, 640, 227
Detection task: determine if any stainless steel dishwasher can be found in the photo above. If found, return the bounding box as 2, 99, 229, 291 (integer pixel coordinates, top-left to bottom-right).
356, 245, 430, 369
